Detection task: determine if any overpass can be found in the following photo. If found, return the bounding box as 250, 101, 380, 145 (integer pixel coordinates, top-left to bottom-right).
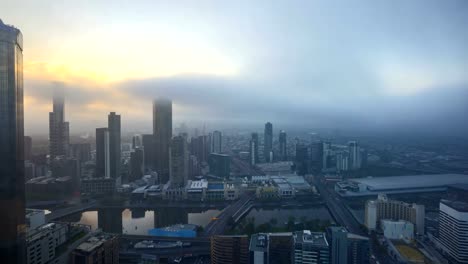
203, 194, 254, 237
46, 200, 97, 221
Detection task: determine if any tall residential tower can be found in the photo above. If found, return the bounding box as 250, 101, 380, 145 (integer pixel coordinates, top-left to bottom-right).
49, 86, 69, 159
153, 98, 172, 184
0, 19, 26, 263
264, 122, 273, 162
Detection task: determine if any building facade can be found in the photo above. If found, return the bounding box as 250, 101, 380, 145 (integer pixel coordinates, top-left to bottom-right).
153, 98, 172, 184
436, 199, 468, 263
170, 135, 189, 187
279, 130, 287, 161
211, 130, 222, 154
49, 86, 69, 159
264, 122, 273, 162
95, 128, 110, 178
250, 133, 259, 166
211, 235, 249, 264
364, 194, 425, 234
0, 19, 26, 264
108, 112, 121, 181
293, 231, 330, 264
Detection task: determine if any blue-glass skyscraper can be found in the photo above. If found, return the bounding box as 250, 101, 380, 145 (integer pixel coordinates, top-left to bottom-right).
0, 19, 26, 263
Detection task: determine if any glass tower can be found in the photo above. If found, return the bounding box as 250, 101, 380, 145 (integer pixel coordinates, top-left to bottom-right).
0, 19, 26, 263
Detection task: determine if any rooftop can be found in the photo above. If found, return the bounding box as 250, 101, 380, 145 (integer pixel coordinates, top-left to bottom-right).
75, 233, 117, 253
441, 199, 468, 212
294, 230, 328, 247
352, 174, 468, 191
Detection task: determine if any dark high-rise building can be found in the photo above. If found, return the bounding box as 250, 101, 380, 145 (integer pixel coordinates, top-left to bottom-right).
71, 232, 119, 264
211, 130, 222, 154
24, 136, 32, 161
190, 135, 210, 163
153, 98, 172, 184
108, 112, 121, 181
310, 141, 323, 172
142, 134, 155, 172
132, 134, 142, 149
250, 132, 259, 166
264, 122, 273, 162
69, 143, 91, 163
211, 235, 249, 264
129, 148, 144, 182
249, 233, 293, 264
209, 153, 231, 179
295, 144, 309, 176
49, 86, 69, 159
95, 128, 110, 178
170, 135, 189, 187
0, 19, 26, 263
347, 233, 369, 264
293, 231, 330, 264
279, 130, 287, 161
327, 227, 348, 264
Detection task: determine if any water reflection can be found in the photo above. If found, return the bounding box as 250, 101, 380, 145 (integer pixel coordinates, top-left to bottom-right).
74, 208, 222, 235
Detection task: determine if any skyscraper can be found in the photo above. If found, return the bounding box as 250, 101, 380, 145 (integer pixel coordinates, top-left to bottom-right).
264, 122, 273, 162
310, 141, 324, 172
327, 227, 348, 264
142, 134, 155, 172
24, 136, 32, 161
211, 130, 222, 154
49, 86, 69, 159
279, 130, 287, 161
129, 147, 144, 182
250, 132, 259, 166
295, 143, 309, 176
211, 235, 249, 264
0, 19, 26, 263
170, 135, 189, 187
348, 141, 361, 170
95, 128, 110, 178
153, 98, 172, 184
108, 112, 121, 181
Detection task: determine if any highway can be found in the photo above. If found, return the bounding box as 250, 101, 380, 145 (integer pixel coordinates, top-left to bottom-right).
46, 200, 97, 221
314, 178, 366, 236
203, 194, 253, 236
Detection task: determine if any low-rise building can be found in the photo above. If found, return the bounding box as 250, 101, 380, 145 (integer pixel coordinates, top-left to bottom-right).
81, 177, 115, 195
381, 220, 414, 242
27, 223, 69, 264
71, 232, 120, 264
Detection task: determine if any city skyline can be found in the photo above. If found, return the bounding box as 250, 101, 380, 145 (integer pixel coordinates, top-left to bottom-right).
2, 1, 468, 136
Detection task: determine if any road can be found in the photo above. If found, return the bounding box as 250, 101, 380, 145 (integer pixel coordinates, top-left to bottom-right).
314, 178, 365, 236
46, 200, 97, 221
203, 194, 253, 236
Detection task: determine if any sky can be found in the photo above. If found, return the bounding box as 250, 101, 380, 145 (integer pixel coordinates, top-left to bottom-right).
2, 0, 468, 135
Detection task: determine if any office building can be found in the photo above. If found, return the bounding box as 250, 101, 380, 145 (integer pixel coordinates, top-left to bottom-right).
24, 136, 32, 160
69, 143, 91, 163
348, 141, 361, 170
81, 178, 115, 195
153, 98, 172, 184
211, 235, 249, 264
279, 130, 287, 161
71, 232, 119, 264
211, 130, 222, 154
327, 227, 348, 264
249, 233, 293, 264
170, 136, 189, 187
250, 132, 259, 166
50, 156, 80, 188
132, 134, 142, 149
190, 135, 210, 163
364, 194, 425, 234
436, 199, 468, 263
129, 148, 144, 182
347, 233, 369, 264
25, 209, 45, 230
142, 134, 155, 171
209, 153, 231, 179
264, 122, 273, 162
310, 141, 323, 172
0, 19, 26, 264
49, 86, 69, 159
26, 223, 68, 264
336, 152, 349, 172
108, 112, 121, 181
322, 141, 333, 169
293, 231, 330, 264
295, 144, 309, 176
95, 128, 110, 178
